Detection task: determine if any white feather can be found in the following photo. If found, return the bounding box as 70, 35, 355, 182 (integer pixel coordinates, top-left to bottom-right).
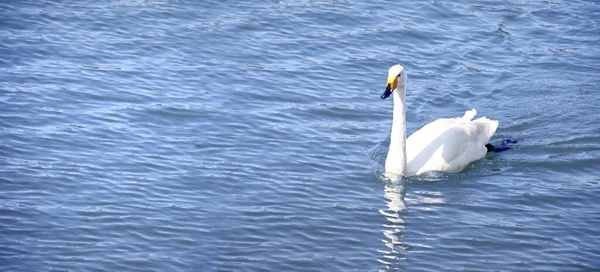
404, 110, 498, 175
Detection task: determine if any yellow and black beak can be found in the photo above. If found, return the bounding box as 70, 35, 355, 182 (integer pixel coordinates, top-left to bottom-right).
381, 74, 398, 99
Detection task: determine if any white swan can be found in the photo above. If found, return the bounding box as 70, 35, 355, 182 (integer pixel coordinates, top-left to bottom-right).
381, 64, 498, 177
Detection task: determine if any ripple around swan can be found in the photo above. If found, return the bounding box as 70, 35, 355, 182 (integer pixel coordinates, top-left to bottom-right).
2, 0, 600, 271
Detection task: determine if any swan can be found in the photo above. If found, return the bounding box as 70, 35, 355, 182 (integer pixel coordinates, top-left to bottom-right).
381, 64, 499, 177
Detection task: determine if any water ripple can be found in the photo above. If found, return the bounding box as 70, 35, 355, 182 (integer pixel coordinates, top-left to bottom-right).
2, 0, 600, 271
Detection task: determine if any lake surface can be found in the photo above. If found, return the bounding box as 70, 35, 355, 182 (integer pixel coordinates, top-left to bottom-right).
2, 0, 600, 271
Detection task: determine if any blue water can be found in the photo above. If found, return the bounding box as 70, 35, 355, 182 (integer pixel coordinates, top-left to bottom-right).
2, 0, 600, 271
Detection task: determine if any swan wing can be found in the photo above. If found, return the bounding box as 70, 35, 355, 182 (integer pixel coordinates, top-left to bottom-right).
405, 109, 498, 175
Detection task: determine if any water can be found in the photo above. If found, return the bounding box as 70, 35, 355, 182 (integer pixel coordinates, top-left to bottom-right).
1, 0, 600, 271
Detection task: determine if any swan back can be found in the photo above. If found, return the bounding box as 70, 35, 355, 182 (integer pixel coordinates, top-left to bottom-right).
405, 109, 498, 175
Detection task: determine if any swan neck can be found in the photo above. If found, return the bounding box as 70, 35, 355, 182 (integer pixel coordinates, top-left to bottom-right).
387, 85, 407, 176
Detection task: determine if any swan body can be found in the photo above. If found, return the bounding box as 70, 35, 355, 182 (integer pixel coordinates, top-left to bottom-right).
381, 64, 498, 177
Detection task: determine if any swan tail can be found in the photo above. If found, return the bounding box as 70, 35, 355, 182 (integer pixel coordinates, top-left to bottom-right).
462, 109, 477, 121
486, 139, 519, 153
473, 117, 499, 140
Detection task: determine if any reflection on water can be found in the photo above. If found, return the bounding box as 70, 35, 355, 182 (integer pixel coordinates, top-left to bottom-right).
377, 178, 449, 271
377, 181, 409, 271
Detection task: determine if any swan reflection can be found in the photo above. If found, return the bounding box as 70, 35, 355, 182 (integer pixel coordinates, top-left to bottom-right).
377, 181, 409, 270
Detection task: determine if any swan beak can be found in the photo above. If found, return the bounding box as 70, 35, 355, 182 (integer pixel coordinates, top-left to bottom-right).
381, 75, 398, 99
381, 84, 392, 99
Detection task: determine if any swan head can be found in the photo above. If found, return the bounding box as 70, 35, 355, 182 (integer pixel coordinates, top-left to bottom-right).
381, 64, 407, 99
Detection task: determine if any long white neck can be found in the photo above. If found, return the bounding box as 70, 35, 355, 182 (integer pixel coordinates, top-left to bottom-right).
385, 84, 407, 177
